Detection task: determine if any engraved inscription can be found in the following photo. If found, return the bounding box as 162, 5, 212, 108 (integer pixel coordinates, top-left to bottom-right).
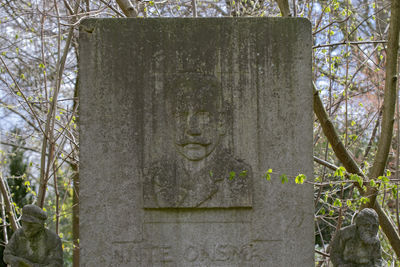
112, 243, 174, 265
182, 242, 270, 263
143, 73, 253, 208
111, 240, 280, 265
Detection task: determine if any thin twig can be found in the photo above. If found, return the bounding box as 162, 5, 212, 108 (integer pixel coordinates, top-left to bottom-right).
313, 40, 387, 49
314, 156, 338, 171
53, 161, 60, 235
315, 249, 330, 257
348, 3, 391, 38
0, 57, 46, 137
99, 0, 124, 16
313, 16, 350, 35
1, 195, 8, 244
38, 0, 81, 207
0, 174, 18, 231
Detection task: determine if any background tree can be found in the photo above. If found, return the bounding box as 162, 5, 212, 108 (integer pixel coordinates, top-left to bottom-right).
0, 128, 31, 266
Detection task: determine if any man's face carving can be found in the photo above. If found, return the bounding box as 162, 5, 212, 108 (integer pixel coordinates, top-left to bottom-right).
173, 108, 222, 161
357, 219, 379, 245
167, 75, 224, 161
22, 221, 43, 238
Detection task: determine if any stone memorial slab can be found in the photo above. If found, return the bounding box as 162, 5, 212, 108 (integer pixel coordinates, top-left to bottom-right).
79, 18, 313, 266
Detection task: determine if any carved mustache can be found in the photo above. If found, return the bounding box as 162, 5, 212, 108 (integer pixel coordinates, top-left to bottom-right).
176, 138, 211, 146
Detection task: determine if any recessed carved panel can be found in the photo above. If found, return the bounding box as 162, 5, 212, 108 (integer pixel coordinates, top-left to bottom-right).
143, 74, 252, 208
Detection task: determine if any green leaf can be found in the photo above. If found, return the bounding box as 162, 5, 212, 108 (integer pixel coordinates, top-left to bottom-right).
350, 174, 363, 187
333, 1, 339, 9
264, 169, 272, 181
281, 174, 288, 184
387, 170, 392, 177
334, 167, 346, 179
378, 176, 389, 183
295, 174, 306, 184
229, 171, 236, 180
392, 185, 398, 198
329, 210, 334, 216
370, 179, 376, 187
239, 170, 248, 177
361, 197, 370, 204
346, 199, 352, 207
320, 208, 325, 215
334, 198, 342, 207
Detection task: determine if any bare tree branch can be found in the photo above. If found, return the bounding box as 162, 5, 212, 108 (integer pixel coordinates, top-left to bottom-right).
366, 0, 400, 204
115, 0, 138, 17
275, 0, 291, 17
0, 174, 18, 232
313, 40, 387, 49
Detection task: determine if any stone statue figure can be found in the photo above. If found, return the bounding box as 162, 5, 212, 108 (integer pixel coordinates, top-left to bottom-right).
4, 205, 63, 267
330, 208, 382, 267
143, 73, 252, 208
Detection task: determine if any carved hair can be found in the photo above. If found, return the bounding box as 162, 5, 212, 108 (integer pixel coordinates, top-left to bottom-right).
163, 73, 233, 127
164, 73, 223, 113
354, 208, 379, 225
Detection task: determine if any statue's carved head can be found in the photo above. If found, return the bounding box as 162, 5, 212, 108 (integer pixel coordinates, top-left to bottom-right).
20, 204, 47, 238
355, 208, 379, 245
165, 73, 228, 161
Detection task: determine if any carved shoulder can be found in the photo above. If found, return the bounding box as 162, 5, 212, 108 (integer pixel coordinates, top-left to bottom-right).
330, 225, 356, 260
45, 229, 62, 246
4, 228, 24, 254
338, 224, 357, 241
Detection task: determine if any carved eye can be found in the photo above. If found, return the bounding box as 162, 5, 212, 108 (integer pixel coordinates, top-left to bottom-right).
174, 111, 188, 120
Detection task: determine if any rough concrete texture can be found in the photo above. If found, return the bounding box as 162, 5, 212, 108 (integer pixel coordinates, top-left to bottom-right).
79, 18, 313, 266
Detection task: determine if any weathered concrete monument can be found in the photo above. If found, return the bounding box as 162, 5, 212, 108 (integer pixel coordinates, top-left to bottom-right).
80, 18, 313, 266
330, 208, 382, 267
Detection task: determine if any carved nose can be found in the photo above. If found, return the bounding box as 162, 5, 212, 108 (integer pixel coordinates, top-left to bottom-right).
186, 115, 201, 136
186, 127, 201, 136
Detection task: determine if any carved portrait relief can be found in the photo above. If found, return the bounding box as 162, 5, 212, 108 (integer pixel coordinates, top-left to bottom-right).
143, 73, 252, 208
